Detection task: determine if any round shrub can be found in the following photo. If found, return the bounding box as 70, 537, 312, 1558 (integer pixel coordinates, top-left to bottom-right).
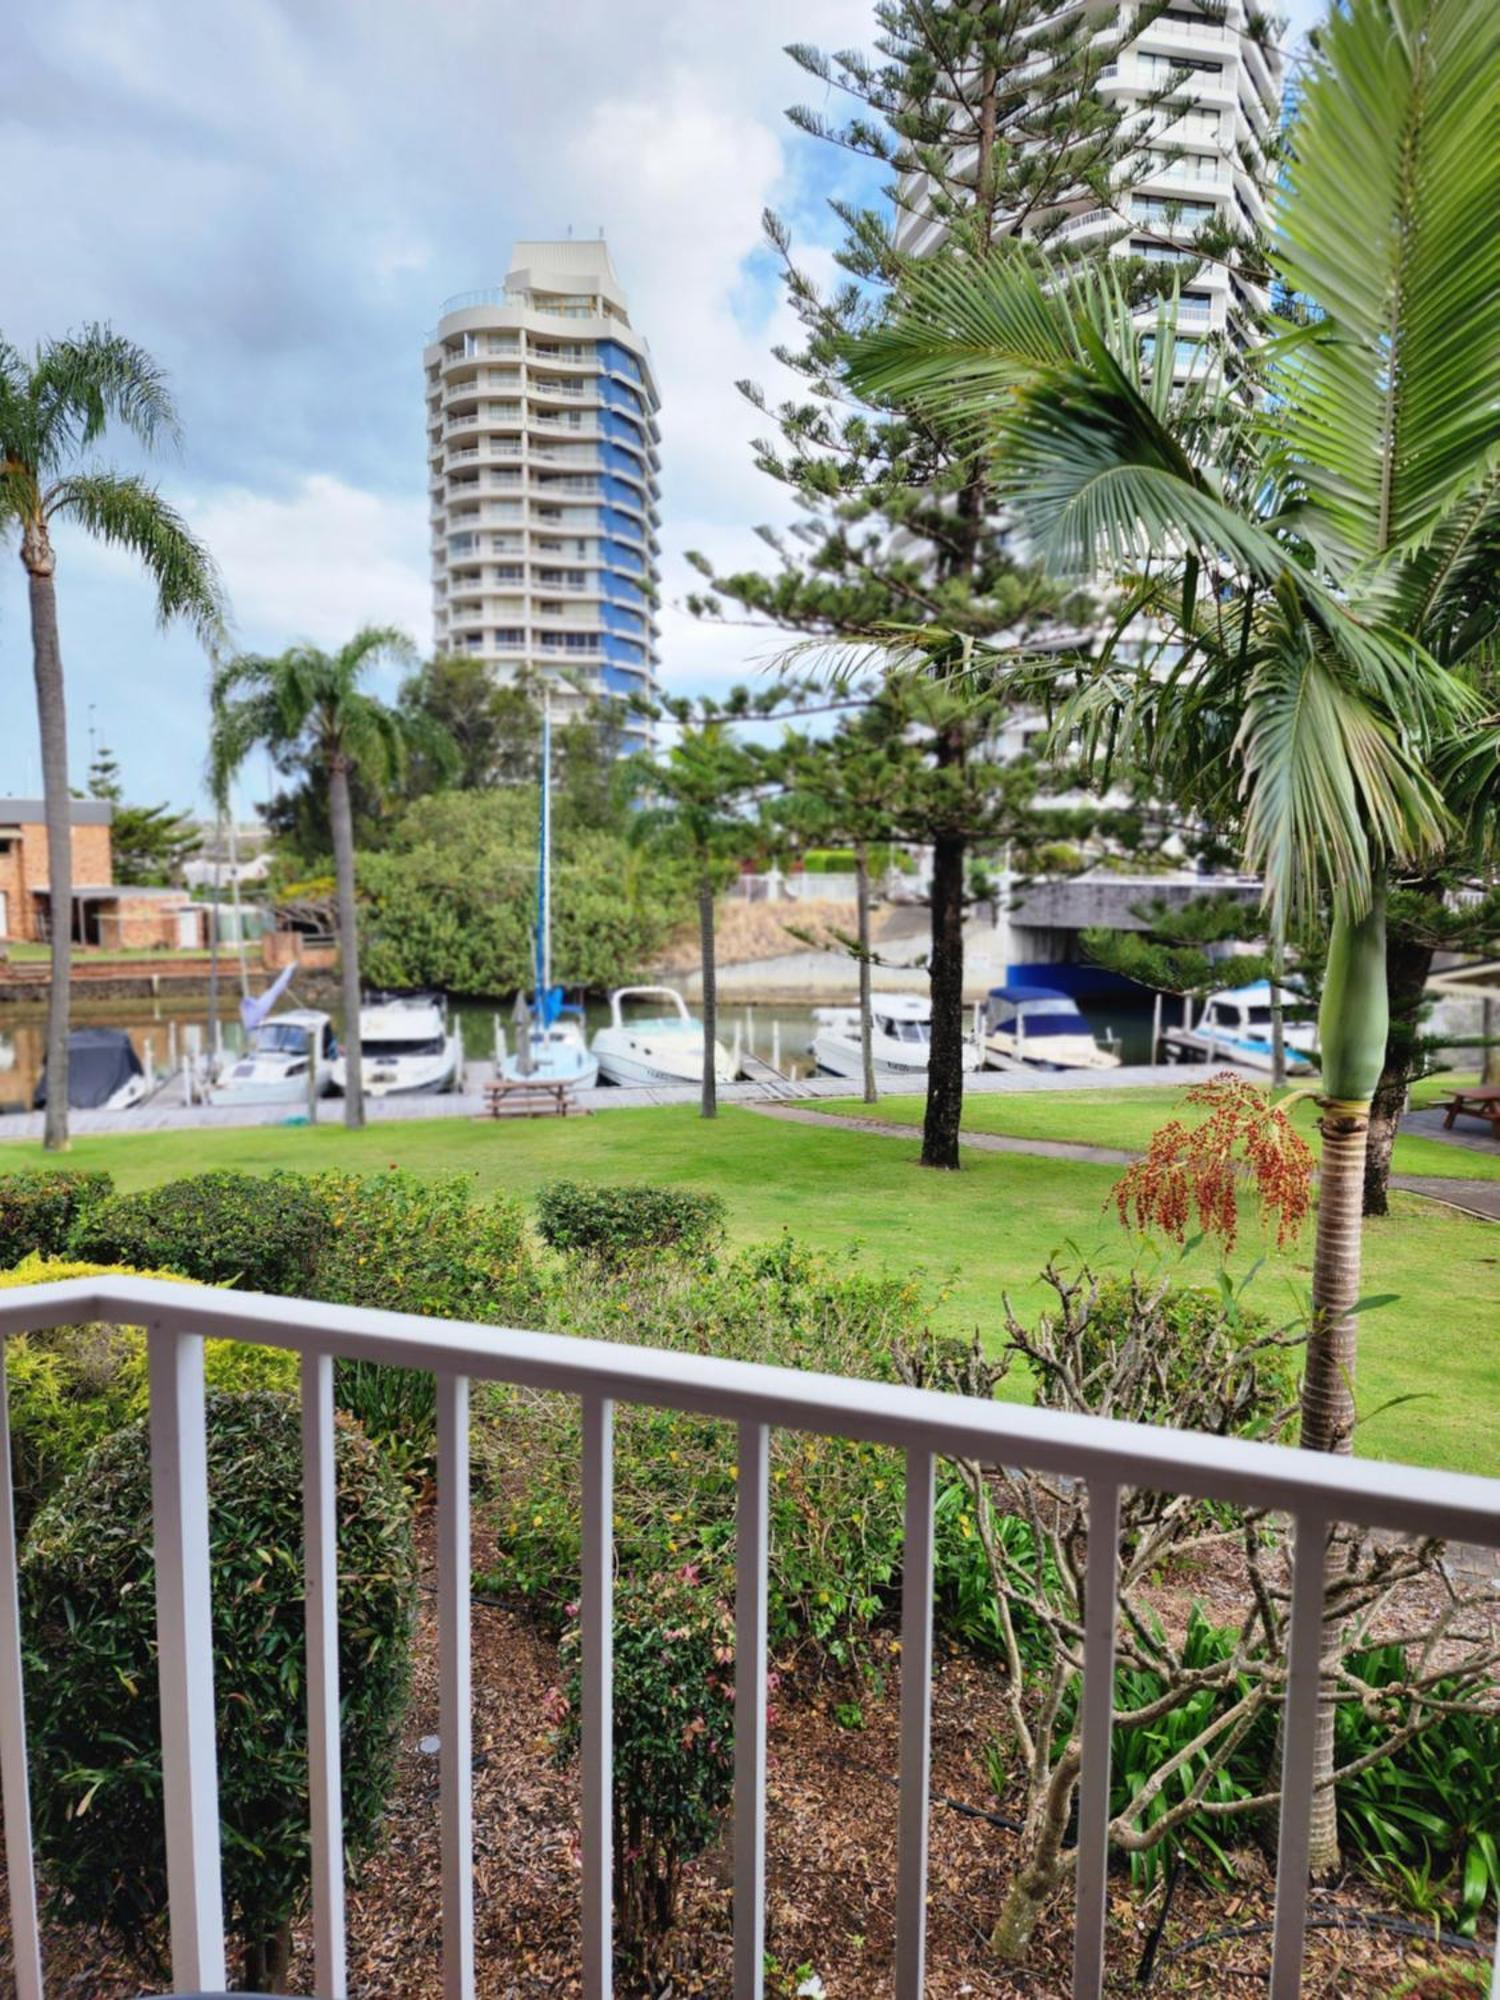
535, 1180, 727, 1265
21, 1390, 417, 1984
73, 1170, 329, 1294
0, 1170, 113, 1267
0, 1258, 296, 1530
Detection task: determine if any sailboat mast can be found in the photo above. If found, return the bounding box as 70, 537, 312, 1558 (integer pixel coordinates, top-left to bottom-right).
539, 693, 552, 1001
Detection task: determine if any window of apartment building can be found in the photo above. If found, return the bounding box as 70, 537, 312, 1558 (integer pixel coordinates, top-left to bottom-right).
494, 628, 525, 646
1136, 52, 1223, 79
1131, 194, 1217, 223
492, 564, 525, 582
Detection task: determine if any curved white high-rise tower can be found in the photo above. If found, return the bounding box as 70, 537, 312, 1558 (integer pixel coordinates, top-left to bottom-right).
424, 239, 662, 749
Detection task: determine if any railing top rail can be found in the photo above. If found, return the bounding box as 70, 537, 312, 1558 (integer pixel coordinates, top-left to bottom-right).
6, 1277, 1499, 1548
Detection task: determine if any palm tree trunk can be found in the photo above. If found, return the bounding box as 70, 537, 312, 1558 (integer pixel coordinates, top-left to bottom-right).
698, 865, 717, 1120
855, 842, 877, 1105
328, 755, 365, 1131
922, 827, 966, 1170
24, 533, 73, 1152
1297, 886, 1389, 1874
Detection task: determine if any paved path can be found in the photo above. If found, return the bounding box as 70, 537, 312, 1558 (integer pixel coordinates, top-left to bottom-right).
746, 1102, 1500, 1222
743, 1102, 1137, 1165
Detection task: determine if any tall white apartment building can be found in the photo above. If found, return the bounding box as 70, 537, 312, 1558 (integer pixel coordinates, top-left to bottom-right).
899, 1, 1285, 369
424, 240, 662, 747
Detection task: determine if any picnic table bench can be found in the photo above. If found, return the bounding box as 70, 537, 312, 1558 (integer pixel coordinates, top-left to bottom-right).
480, 1076, 589, 1119
1440, 1084, 1500, 1138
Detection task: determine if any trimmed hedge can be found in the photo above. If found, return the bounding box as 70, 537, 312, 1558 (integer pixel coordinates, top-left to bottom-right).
535, 1180, 726, 1265
74, 1171, 328, 1294
0, 1171, 113, 1268
0, 1258, 296, 1530
21, 1391, 416, 1979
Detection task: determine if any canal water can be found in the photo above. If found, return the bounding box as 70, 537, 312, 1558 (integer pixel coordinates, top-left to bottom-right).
0, 990, 1165, 1111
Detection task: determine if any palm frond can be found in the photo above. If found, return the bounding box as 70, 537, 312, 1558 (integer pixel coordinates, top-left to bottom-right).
30, 325, 181, 466
49, 471, 225, 642
1267, 0, 1500, 566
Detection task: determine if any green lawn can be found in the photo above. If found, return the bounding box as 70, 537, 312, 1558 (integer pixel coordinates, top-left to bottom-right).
6, 1100, 1496, 1478
820, 1083, 1500, 1182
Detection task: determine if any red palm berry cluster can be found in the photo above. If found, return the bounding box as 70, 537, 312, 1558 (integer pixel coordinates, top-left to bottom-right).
1112, 1072, 1314, 1254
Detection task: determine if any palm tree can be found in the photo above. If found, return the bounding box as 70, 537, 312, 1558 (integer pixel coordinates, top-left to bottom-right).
0, 327, 224, 1148
211, 628, 421, 1130
843, 0, 1500, 1875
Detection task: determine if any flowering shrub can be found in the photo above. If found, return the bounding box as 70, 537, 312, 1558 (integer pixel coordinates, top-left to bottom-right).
550, 1564, 741, 1970
1111, 1073, 1314, 1253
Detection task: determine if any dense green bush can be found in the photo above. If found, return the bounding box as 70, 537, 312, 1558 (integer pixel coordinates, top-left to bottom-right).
552, 1565, 739, 1971
74, 1171, 328, 1294
0, 1170, 113, 1267
21, 1391, 416, 1986
360, 789, 693, 996
480, 1239, 922, 1660
535, 1180, 727, 1265
0, 1258, 297, 1531
311, 1169, 540, 1471
799, 845, 913, 875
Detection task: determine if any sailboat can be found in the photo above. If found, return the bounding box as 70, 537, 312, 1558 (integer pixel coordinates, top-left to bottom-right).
500, 699, 599, 1092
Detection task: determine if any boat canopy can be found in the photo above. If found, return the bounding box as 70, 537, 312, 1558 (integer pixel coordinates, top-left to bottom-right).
986, 985, 1090, 1037
33, 1028, 144, 1109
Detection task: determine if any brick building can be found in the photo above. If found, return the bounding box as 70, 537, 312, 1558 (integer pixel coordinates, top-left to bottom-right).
0, 797, 207, 950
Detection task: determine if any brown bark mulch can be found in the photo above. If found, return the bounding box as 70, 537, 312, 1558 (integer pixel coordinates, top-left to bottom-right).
0, 1510, 1493, 1997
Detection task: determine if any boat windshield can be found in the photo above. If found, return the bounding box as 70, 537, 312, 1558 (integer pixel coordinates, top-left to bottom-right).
879, 1017, 929, 1043
363, 1035, 447, 1058
251, 1023, 311, 1055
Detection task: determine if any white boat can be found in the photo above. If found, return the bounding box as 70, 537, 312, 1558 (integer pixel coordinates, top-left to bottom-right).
591, 986, 738, 1088
811, 992, 982, 1079
499, 698, 600, 1093
209, 1009, 338, 1107
982, 985, 1120, 1072
1159, 981, 1317, 1074
331, 992, 462, 1097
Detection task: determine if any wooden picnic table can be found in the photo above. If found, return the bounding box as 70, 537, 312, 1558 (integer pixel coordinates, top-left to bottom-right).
480, 1076, 589, 1120
1440, 1084, 1500, 1138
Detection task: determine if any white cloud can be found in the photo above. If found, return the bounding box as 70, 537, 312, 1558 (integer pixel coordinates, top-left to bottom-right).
191, 476, 431, 655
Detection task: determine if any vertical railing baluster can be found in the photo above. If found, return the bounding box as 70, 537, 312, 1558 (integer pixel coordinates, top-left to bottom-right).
147, 1325, 228, 1994
734, 1421, 770, 2000
0, 1344, 43, 2000
581, 1391, 615, 2000
301, 1352, 347, 1997
1072, 1479, 1121, 2000
1269, 1512, 1329, 2000
894, 1446, 936, 2000
437, 1371, 475, 2000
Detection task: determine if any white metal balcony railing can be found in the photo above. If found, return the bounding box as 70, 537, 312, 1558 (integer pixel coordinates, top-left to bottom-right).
0, 1273, 1497, 2000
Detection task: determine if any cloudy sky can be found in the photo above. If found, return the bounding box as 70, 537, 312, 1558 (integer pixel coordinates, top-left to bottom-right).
1, 0, 1325, 814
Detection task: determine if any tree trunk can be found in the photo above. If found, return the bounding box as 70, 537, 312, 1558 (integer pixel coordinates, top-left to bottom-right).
244, 1921, 293, 1992
698, 866, 717, 1120
1362, 932, 1435, 1217
329, 756, 365, 1131
1296, 889, 1388, 1873
856, 842, 877, 1104
989, 1743, 1078, 1962
25, 536, 73, 1152
1269, 934, 1287, 1091
923, 828, 966, 1168
1484, 997, 1500, 1086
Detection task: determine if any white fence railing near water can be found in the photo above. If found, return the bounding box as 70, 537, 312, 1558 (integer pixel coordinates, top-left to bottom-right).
1, 1274, 1498, 2000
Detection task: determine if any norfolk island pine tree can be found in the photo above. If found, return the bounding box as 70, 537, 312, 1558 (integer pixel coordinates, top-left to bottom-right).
842, 0, 1500, 1871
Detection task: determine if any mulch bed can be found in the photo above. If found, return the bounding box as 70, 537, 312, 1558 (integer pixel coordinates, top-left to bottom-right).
1, 1506, 1494, 1997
